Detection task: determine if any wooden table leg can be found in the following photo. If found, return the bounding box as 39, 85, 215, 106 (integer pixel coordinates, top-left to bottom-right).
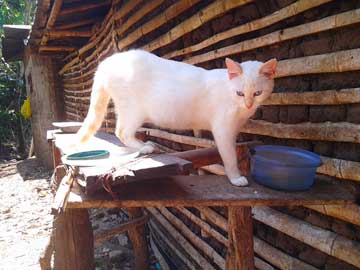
227, 206, 254, 270
127, 207, 149, 270
54, 209, 94, 270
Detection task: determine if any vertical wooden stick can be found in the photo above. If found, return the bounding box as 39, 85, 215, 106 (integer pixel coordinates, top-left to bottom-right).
227, 207, 254, 270
127, 208, 149, 270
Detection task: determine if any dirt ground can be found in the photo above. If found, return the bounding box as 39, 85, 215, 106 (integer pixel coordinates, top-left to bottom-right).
0, 158, 160, 270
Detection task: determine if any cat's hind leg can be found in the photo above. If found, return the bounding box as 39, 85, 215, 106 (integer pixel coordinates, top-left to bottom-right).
115, 115, 155, 155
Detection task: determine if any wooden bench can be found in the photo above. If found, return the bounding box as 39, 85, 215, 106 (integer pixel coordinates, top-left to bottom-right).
48, 130, 357, 270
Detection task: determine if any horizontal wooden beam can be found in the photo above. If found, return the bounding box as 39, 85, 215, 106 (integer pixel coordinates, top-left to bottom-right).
55, 18, 99, 30
242, 120, 360, 143
142, 0, 253, 52
185, 8, 360, 65
46, 29, 92, 39
39, 45, 76, 52
118, 0, 201, 50
59, 1, 111, 16
264, 88, 360, 105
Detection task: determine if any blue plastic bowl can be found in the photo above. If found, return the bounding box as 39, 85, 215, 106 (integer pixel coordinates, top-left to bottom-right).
250, 145, 322, 191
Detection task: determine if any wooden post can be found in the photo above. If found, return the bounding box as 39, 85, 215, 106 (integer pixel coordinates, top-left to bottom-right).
54, 209, 94, 270
127, 208, 149, 270
227, 207, 254, 270
52, 140, 62, 169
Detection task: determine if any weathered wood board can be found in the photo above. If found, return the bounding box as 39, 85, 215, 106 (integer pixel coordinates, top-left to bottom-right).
67, 174, 357, 208
53, 132, 192, 194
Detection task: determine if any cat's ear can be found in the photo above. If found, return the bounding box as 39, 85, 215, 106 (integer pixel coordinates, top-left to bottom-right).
259, 58, 277, 79
225, 58, 242, 80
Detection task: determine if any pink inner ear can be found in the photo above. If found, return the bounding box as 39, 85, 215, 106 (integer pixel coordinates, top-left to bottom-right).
260, 58, 277, 79
225, 58, 242, 80
228, 72, 238, 80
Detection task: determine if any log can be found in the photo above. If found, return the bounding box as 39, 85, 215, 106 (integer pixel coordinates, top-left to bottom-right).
46, 0, 62, 28
142, 0, 253, 52
199, 206, 319, 270
164, 0, 332, 59
305, 204, 360, 227
276, 48, 360, 78
264, 88, 360, 105
185, 8, 360, 64
241, 120, 360, 143
149, 235, 171, 270
55, 18, 99, 30
158, 207, 226, 269
46, 29, 92, 39
113, 0, 142, 21
147, 207, 217, 270
318, 156, 360, 182
254, 237, 319, 270
59, 1, 111, 16
176, 206, 229, 246
252, 207, 360, 268
118, 0, 201, 50
54, 209, 94, 270
115, 0, 165, 39
227, 206, 254, 270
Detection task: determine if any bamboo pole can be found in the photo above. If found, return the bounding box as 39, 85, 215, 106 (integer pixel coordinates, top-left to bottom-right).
147, 207, 217, 270
176, 207, 229, 246
59, 1, 111, 16
264, 88, 360, 105
115, 0, 165, 39
253, 207, 360, 268
185, 8, 360, 65
40, 0, 63, 45
241, 120, 360, 143
46, 29, 92, 39
157, 207, 226, 269
113, 0, 142, 21
305, 204, 360, 227
118, 0, 201, 50
39, 46, 76, 52
142, 0, 253, 52
164, 0, 332, 59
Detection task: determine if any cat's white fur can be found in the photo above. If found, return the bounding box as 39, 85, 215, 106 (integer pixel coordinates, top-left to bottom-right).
77, 50, 277, 186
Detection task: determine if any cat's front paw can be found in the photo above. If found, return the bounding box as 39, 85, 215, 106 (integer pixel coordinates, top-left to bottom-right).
229, 176, 249, 187
139, 141, 156, 155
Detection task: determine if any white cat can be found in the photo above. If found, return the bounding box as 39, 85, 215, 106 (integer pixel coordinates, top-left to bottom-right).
76, 50, 277, 186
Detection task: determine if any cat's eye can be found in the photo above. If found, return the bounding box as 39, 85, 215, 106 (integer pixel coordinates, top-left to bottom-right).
236, 90, 245, 97
254, 90, 263, 97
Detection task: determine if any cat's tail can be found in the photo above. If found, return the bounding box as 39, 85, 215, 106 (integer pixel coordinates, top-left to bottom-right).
76, 74, 110, 144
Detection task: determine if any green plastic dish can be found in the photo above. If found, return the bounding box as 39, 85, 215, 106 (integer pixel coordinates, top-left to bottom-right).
67, 150, 110, 160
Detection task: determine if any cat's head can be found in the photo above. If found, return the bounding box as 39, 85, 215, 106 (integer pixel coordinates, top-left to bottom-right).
225, 58, 277, 110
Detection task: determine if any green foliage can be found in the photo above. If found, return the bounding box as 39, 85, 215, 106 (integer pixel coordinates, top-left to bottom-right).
0, 0, 35, 157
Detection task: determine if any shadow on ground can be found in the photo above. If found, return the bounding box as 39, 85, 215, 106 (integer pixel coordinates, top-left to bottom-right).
16, 157, 52, 181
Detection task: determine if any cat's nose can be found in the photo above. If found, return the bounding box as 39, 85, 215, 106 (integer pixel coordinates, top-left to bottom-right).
245, 99, 254, 109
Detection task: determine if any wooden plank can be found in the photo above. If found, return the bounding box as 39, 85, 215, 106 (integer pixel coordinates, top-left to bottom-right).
53, 209, 94, 270
67, 174, 357, 208
227, 207, 254, 270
